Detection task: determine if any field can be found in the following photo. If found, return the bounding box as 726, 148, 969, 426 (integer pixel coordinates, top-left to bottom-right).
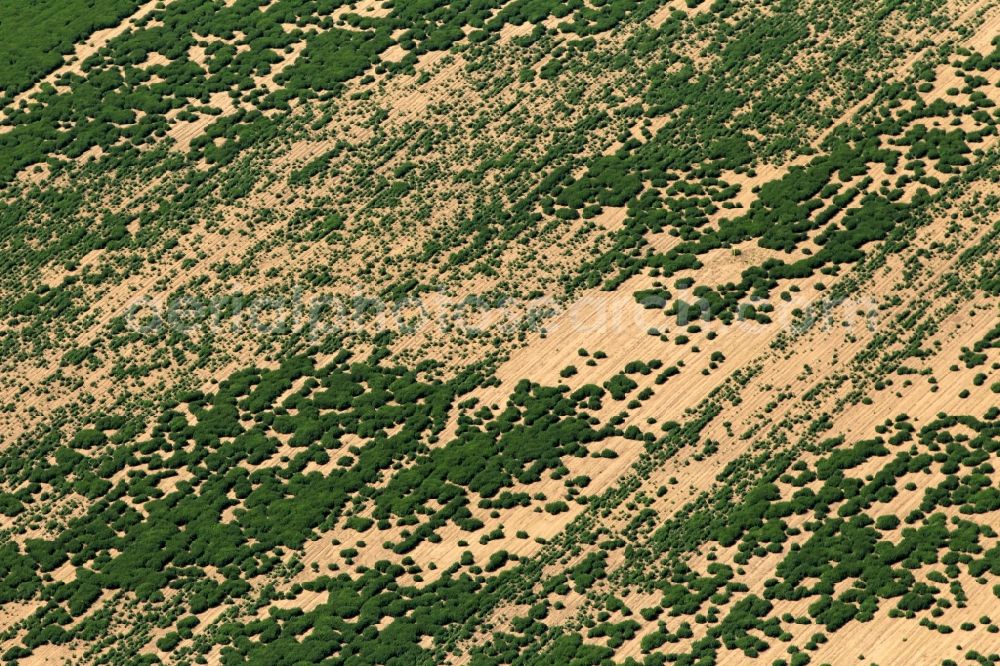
0, 0, 998, 664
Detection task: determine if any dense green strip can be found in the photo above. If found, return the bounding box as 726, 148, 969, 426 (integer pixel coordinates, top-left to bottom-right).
0, 0, 145, 104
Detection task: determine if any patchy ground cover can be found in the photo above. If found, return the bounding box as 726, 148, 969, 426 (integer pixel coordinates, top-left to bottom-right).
0, 0, 998, 664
